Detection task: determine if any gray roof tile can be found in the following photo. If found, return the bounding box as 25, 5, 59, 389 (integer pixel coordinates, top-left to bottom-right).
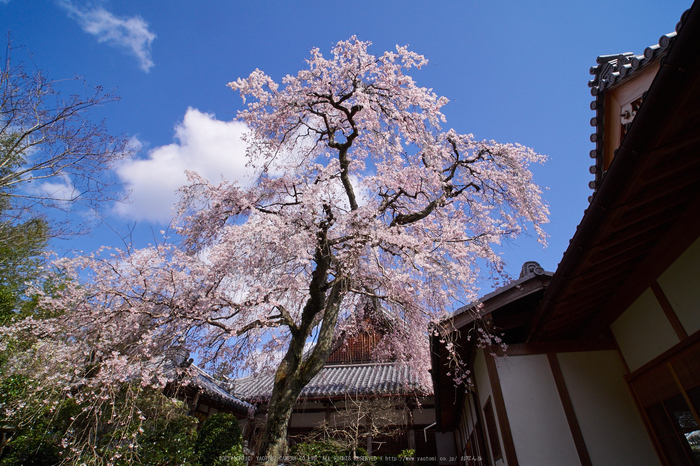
231, 362, 429, 402
191, 365, 256, 415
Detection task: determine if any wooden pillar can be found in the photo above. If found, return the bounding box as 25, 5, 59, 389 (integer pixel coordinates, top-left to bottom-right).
484, 351, 518, 466
547, 353, 592, 466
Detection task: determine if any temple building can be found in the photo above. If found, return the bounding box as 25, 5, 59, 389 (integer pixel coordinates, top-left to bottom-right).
431, 3, 700, 465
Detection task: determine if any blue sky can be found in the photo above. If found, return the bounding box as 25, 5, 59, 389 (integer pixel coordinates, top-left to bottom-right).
1, 0, 691, 288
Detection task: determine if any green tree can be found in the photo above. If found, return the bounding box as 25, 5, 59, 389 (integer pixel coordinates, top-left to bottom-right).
0, 41, 126, 321
0, 208, 48, 323
0, 43, 138, 466
0, 383, 201, 466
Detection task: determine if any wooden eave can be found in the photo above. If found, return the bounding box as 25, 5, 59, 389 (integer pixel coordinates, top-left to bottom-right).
447, 273, 552, 333
528, 2, 700, 343
431, 272, 551, 431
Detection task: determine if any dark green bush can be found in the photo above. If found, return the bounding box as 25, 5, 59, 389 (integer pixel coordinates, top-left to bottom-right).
135, 409, 199, 466
0, 399, 80, 466
0, 387, 201, 466
213, 443, 247, 466
195, 412, 243, 465
291, 440, 347, 466
0, 434, 61, 466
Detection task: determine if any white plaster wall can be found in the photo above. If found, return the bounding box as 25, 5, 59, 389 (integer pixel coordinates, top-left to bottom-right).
474, 348, 506, 466
557, 351, 660, 466
435, 432, 458, 465
658, 237, 700, 336
612, 288, 680, 371
496, 354, 580, 466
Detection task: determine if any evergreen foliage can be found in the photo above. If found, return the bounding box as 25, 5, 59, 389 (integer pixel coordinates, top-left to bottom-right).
195, 412, 243, 466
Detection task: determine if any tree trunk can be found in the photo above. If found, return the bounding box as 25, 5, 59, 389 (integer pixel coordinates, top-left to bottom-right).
257, 363, 306, 465
256, 286, 344, 464
256, 330, 342, 464
255, 238, 346, 465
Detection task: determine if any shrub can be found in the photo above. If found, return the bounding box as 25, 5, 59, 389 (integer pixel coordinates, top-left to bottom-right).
290, 440, 370, 465
0, 434, 61, 466
135, 408, 199, 466
0, 386, 201, 466
213, 443, 247, 466
195, 412, 243, 465
0, 398, 80, 466
291, 440, 346, 466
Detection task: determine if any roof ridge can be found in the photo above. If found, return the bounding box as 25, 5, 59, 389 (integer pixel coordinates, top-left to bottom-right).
586, 7, 690, 199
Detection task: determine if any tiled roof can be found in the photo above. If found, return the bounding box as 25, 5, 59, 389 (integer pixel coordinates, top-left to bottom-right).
191, 365, 255, 415
231, 362, 429, 402
586, 8, 690, 198
161, 348, 254, 416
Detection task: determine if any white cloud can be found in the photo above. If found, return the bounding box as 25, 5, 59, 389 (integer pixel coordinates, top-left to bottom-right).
36, 179, 77, 201
59, 1, 156, 72
24, 174, 79, 210
114, 108, 253, 224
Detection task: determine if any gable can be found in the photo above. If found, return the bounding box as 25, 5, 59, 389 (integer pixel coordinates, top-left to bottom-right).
529, 12, 700, 342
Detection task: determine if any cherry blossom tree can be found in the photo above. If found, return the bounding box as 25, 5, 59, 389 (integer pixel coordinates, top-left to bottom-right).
4, 37, 547, 465
217, 38, 547, 461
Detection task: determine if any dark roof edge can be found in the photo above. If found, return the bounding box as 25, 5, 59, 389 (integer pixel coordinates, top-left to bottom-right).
256, 392, 430, 405
447, 270, 553, 327
192, 365, 255, 415
431, 269, 552, 430
527, 1, 700, 342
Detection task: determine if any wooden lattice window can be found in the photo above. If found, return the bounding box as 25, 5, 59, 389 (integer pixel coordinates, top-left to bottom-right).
630, 340, 700, 465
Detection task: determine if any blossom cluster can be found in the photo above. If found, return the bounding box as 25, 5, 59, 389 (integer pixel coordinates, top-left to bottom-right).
1, 38, 548, 461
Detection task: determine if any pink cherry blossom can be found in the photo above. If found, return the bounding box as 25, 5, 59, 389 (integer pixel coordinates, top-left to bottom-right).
5, 37, 548, 465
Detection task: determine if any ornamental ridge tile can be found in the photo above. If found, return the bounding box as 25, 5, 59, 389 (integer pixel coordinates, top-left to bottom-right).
586, 8, 689, 199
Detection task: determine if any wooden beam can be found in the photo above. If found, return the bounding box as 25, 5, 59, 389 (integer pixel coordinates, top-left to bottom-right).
625, 329, 700, 383
651, 280, 688, 340
668, 361, 700, 432
493, 311, 534, 331
547, 353, 592, 466
583, 195, 700, 338
451, 276, 549, 331
470, 384, 491, 466
506, 339, 617, 356
585, 223, 672, 267
626, 380, 669, 465
484, 352, 518, 466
